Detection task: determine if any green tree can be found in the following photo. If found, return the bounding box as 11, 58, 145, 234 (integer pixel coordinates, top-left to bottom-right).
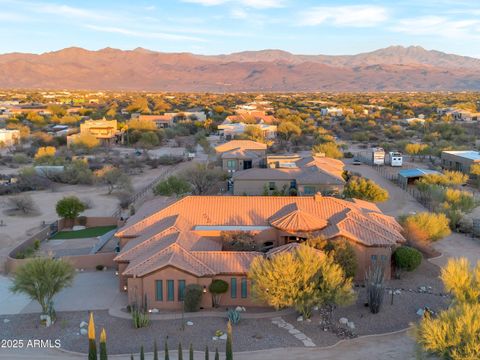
309, 238, 357, 278
10, 258, 75, 318
343, 176, 389, 202
278, 121, 301, 142
153, 176, 191, 197
137, 131, 160, 149
208, 279, 228, 308
182, 164, 226, 195
248, 244, 354, 319
55, 196, 85, 220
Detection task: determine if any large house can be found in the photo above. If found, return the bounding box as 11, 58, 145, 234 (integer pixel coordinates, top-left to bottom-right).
218, 121, 277, 140
232, 155, 346, 195
131, 112, 206, 128
114, 194, 405, 310
215, 140, 267, 172
0, 128, 20, 147
67, 118, 120, 147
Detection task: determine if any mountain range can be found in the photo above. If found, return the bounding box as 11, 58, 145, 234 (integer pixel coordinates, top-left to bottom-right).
1, 46, 479, 91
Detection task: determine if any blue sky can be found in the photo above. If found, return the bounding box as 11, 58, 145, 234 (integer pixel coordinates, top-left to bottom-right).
0, 0, 479, 57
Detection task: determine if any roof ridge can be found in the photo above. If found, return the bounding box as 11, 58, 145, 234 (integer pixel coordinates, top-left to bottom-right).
344, 211, 400, 244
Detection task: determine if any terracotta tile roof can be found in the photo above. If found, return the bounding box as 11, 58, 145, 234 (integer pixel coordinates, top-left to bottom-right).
269, 204, 328, 232
215, 140, 267, 153
221, 148, 263, 160
116, 195, 405, 277
232, 155, 345, 185
266, 243, 323, 259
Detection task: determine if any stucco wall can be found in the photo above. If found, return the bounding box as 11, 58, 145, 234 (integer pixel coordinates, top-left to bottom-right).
127, 266, 262, 310
233, 179, 292, 195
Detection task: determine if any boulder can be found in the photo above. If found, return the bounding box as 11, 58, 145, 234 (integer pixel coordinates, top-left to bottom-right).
339, 317, 348, 325
313, 306, 319, 311
212, 336, 218, 341
80, 321, 88, 328
416, 308, 425, 317
235, 306, 243, 312
347, 321, 355, 330
80, 328, 88, 336
72, 225, 86, 231
150, 308, 159, 313
297, 315, 303, 322
219, 333, 227, 340
186, 321, 194, 326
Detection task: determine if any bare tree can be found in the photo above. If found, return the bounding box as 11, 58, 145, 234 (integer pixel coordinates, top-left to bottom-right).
8, 194, 37, 214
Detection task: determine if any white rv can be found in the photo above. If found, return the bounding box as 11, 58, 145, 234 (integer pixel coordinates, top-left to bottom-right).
386, 151, 403, 167
371, 147, 385, 166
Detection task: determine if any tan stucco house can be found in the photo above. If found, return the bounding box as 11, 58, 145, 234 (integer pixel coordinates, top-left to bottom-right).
215, 140, 267, 173
232, 155, 346, 195
114, 194, 405, 310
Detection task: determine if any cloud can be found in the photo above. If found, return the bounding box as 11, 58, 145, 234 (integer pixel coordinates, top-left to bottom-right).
182, 0, 285, 9
85, 25, 207, 42
391, 16, 480, 38
299, 5, 388, 27
30, 3, 109, 20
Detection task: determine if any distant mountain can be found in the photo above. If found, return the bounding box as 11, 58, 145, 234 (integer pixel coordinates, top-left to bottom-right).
0, 46, 479, 91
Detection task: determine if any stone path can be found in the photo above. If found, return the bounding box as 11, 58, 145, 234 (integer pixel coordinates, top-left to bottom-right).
271, 317, 316, 347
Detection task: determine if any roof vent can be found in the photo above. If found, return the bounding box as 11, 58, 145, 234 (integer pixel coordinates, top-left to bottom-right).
314, 192, 322, 202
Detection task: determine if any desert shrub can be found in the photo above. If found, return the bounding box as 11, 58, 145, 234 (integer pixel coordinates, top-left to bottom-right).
401, 212, 451, 242
13, 153, 30, 164
184, 284, 203, 312
153, 176, 191, 197
343, 176, 389, 202
156, 155, 184, 165
8, 194, 36, 214
221, 231, 258, 251
393, 246, 422, 272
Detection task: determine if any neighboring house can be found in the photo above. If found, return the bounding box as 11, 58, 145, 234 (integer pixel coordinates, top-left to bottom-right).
441, 150, 480, 174
0, 129, 20, 147
165, 111, 207, 122
227, 110, 277, 124
215, 140, 267, 172
114, 194, 405, 310
218, 121, 277, 140
403, 117, 426, 125
320, 107, 343, 116
232, 155, 346, 195
67, 118, 119, 147
133, 114, 175, 128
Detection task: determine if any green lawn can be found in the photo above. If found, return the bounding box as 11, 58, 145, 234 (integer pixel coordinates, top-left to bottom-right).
50, 225, 117, 239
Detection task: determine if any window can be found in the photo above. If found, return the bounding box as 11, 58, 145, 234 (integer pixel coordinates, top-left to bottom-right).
241, 278, 247, 298
167, 280, 174, 301
155, 280, 163, 301
380, 255, 387, 264
227, 160, 236, 169
371, 255, 378, 264
269, 182, 275, 191
303, 186, 315, 195
178, 280, 186, 301
231, 278, 237, 299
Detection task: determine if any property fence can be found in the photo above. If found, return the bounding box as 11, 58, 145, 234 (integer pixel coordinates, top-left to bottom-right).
111, 164, 181, 218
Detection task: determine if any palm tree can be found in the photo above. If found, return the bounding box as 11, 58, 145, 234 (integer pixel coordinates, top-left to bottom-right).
10, 257, 75, 319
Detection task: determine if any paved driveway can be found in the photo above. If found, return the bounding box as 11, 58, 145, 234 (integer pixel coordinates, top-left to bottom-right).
0, 271, 126, 315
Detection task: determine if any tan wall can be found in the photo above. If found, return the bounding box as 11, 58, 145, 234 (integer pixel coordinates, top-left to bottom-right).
441, 152, 476, 174
128, 266, 264, 310
233, 179, 291, 195
58, 216, 120, 230
297, 184, 344, 196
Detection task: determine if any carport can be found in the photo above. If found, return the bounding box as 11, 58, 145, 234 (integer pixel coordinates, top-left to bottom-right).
397, 168, 440, 188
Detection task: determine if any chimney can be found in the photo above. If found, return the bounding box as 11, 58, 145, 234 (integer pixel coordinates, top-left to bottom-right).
314, 192, 322, 202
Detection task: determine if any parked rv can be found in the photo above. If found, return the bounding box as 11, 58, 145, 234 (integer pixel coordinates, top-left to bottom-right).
370, 147, 385, 165
386, 151, 403, 167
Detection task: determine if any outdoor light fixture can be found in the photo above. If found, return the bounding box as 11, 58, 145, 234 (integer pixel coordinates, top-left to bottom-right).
203, 286, 207, 293
123, 285, 127, 291
115, 271, 119, 276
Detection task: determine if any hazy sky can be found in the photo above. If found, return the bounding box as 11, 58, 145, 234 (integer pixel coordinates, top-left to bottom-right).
0, 0, 479, 57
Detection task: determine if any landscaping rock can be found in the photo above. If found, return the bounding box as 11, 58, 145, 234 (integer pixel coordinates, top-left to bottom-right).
347, 321, 355, 330
72, 225, 86, 231
313, 306, 319, 311
416, 308, 425, 317
219, 333, 227, 340
186, 321, 194, 326
3, 319, 10, 323
235, 306, 243, 312
339, 317, 348, 325
79, 321, 87, 328
150, 308, 159, 313
296, 316, 303, 322
80, 328, 87, 336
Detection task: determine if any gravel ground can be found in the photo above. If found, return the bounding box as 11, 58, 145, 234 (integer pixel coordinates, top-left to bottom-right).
1, 311, 300, 354
0, 260, 449, 354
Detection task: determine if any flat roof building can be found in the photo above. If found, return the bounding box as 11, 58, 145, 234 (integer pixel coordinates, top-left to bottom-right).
441, 150, 480, 174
